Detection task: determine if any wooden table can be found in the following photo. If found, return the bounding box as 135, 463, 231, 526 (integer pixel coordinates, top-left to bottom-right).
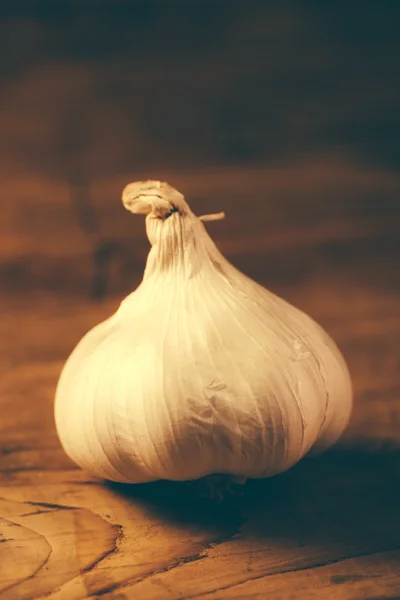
1, 162, 399, 599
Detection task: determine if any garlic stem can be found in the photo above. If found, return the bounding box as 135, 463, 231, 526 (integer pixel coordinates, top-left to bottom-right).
199, 212, 226, 222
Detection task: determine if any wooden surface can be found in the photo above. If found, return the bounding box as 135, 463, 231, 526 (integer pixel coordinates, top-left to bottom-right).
1, 4, 400, 599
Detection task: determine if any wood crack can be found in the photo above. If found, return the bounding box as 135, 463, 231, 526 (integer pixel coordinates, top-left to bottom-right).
79, 522, 124, 581
89, 526, 244, 597
35, 522, 124, 600
5, 506, 125, 600
26, 500, 75, 511
0, 517, 52, 594
19, 509, 57, 517
94, 552, 207, 597
183, 545, 400, 599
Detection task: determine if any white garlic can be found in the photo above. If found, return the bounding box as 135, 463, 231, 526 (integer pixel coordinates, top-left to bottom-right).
55, 181, 352, 484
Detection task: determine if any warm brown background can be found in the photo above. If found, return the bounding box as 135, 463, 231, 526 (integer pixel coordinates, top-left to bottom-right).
1, 3, 400, 599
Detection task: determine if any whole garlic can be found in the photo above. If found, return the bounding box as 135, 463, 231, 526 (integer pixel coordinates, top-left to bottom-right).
55, 181, 352, 484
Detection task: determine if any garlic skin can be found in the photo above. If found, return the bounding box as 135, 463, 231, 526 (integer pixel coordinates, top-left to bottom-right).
55, 181, 352, 484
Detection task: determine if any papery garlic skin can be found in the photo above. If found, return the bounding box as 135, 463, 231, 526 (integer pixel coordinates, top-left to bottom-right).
55, 181, 352, 484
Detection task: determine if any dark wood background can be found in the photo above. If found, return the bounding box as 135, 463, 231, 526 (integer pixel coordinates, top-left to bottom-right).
0, 3, 400, 598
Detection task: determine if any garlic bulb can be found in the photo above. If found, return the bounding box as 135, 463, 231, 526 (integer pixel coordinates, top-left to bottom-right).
55, 180, 352, 484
